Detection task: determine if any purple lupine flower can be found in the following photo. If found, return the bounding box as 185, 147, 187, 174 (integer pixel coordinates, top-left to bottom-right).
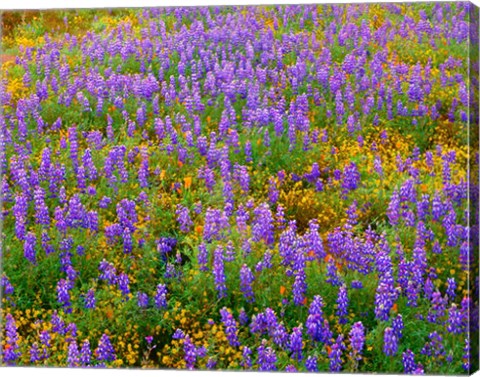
193, 202, 203, 215
288, 325, 303, 361
99, 196, 112, 208
292, 269, 307, 306
306, 295, 329, 343
459, 241, 470, 271
326, 259, 342, 286
305, 220, 325, 260
34, 186, 50, 225
285, 365, 297, 372
387, 190, 400, 226
195, 343, 206, 360
329, 335, 345, 372
447, 303, 466, 334
3, 313, 22, 365
206, 358, 217, 369
82, 148, 98, 181
68, 126, 79, 173
172, 329, 185, 340
137, 292, 149, 308
40, 330, 51, 347
222, 181, 235, 217
235, 204, 250, 233
304, 163, 321, 183
122, 228, 133, 254
421, 331, 445, 359
30, 343, 42, 363
342, 162, 361, 195
257, 339, 277, 371
334, 90, 344, 124
76, 245, 84, 256
183, 335, 197, 370
272, 323, 289, 349
41, 231, 55, 255
345, 201, 359, 228
86, 185, 96, 196
374, 155, 383, 176
427, 291, 447, 323
305, 355, 318, 372
154, 284, 168, 309
336, 285, 349, 324
50, 310, 65, 335
351, 280, 363, 289
67, 340, 80, 367
392, 314, 404, 339
13, 193, 28, 240
245, 141, 253, 163
176, 204, 193, 233
431, 193, 444, 221
250, 310, 272, 336
116, 198, 137, 233
4, 314, 21, 365
252, 203, 275, 246
239, 264, 255, 303
96, 334, 116, 362
24, 231, 37, 264
56, 279, 72, 313
446, 277, 457, 300
65, 266, 78, 283
203, 208, 229, 242
238, 308, 249, 326
417, 194, 430, 221
402, 349, 417, 374
399, 179, 417, 204
383, 327, 398, 356
220, 307, 240, 347
197, 166, 216, 192
165, 261, 179, 279
197, 243, 209, 271
213, 245, 227, 299
260, 249, 273, 271
374, 274, 398, 321
65, 323, 78, 342
275, 205, 287, 230
407, 64, 424, 102
84, 288, 96, 309
224, 241, 236, 262
349, 321, 365, 358
268, 177, 279, 204
405, 279, 420, 308
117, 273, 130, 298
39, 147, 52, 180
241, 346, 252, 369
233, 163, 250, 193
279, 221, 298, 267
156, 237, 177, 255
1, 275, 14, 296
98, 259, 117, 285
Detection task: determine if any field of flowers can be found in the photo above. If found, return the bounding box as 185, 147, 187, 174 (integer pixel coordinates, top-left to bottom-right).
0, 2, 479, 374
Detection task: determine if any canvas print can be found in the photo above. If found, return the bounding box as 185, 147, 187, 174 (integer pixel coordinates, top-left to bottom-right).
0, 2, 478, 374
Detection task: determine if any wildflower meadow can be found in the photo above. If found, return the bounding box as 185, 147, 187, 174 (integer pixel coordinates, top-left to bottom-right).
0, 2, 479, 374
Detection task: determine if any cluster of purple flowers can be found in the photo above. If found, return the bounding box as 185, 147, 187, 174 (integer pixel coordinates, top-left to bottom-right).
220, 307, 241, 347
95, 334, 116, 363
0, 2, 475, 373
4, 314, 21, 365
154, 284, 168, 309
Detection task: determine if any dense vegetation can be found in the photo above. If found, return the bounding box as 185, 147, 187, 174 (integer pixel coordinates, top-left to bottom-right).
1, 3, 478, 374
